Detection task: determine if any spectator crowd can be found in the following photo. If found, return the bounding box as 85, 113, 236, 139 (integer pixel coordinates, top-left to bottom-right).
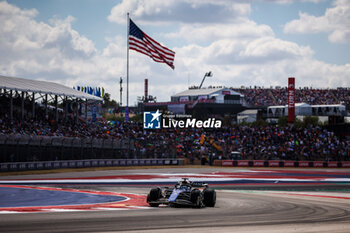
1, 86, 349, 163
1, 112, 349, 163
232, 86, 350, 108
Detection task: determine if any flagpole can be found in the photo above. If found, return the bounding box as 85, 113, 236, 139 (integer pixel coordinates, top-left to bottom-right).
126, 12, 130, 159
126, 12, 130, 122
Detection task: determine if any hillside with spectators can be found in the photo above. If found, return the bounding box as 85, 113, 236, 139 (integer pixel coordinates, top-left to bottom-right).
231, 87, 350, 109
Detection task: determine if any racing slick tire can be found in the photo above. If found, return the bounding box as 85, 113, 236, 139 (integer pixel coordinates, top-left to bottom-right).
149, 187, 162, 200
147, 194, 159, 207
148, 187, 162, 207
190, 189, 203, 208
203, 188, 216, 207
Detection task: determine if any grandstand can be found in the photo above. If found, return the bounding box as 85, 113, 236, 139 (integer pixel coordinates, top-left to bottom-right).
267, 103, 346, 118
231, 86, 350, 111
0, 75, 102, 122
0, 76, 349, 168
144, 85, 349, 117
145, 87, 245, 116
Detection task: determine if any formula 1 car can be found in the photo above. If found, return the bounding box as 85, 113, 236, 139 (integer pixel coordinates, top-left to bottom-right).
146, 178, 216, 208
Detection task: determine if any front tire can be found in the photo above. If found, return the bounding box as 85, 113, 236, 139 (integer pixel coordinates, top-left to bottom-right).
148, 187, 162, 207
149, 187, 162, 201
190, 189, 203, 208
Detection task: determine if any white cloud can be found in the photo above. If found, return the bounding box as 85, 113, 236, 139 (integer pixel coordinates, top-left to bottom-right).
0, 1, 99, 79
261, 0, 325, 4
165, 20, 274, 42
172, 38, 347, 90
108, 0, 251, 24
0, 0, 349, 106
240, 37, 313, 61
284, 0, 350, 43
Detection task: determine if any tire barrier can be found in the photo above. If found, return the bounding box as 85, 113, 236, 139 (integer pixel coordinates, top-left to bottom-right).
0, 159, 185, 172
218, 160, 350, 168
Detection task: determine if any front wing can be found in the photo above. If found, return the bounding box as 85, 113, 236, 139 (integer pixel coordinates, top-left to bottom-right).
147, 198, 196, 207
148, 192, 196, 207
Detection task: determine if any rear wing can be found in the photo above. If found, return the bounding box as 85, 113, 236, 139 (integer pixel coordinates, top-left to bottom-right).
191, 182, 208, 188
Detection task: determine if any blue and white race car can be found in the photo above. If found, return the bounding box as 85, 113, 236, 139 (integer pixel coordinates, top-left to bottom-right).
146, 178, 216, 208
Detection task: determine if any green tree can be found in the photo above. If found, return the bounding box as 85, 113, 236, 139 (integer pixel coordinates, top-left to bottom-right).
131, 114, 143, 123
223, 115, 233, 127
293, 117, 304, 128
103, 93, 118, 108
252, 119, 268, 127
278, 116, 288, 127
103, 113, 124, 122
303, 116, 320, 127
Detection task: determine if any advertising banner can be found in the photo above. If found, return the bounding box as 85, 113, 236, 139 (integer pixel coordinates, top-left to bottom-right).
341, 161, 350, 167
19, 163, 27, 170
327, 161, 338, 168
125, 106, 129, 123
1, 163, 9, 172
298, 161, 310, 167
91, 160, 98, 167
253, 160, 265, 167
132, 160, 139, 166
84, 161, 91, 167
106, 160, 113, 166
313, 161, 324, 167
37, 163, 44, 169
151, 160, 157, 165
28, 163, 36, 169
44, 162, 52, 169
157, 160, 163, 165
222, 160, 233, 167
9, 163, 18, 170
119, 160, 126, 166
61, 162, 68, 168
98, 160, 105, 166
284, 161, 295, 167
268, 161, 280, 167
288, 77, 295, 123
237, 160, 249, 167
179, 96, 189, 102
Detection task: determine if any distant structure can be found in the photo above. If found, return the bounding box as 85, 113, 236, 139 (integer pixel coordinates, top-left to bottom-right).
144, 87, 245, 116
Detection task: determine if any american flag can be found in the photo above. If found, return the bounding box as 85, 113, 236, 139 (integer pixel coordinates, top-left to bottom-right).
129, 19, 175, 69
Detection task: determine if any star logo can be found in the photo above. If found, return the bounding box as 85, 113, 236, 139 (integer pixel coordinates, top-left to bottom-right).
143, 110, 162, 129
150, 110, 161, 122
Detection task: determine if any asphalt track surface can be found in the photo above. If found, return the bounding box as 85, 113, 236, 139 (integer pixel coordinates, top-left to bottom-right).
1, 167, 350, 233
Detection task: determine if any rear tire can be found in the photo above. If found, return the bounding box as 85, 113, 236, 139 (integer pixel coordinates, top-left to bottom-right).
203, 188, 216, 207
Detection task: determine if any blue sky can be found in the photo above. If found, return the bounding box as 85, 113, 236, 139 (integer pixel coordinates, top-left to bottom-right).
1, 0, 350, 105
